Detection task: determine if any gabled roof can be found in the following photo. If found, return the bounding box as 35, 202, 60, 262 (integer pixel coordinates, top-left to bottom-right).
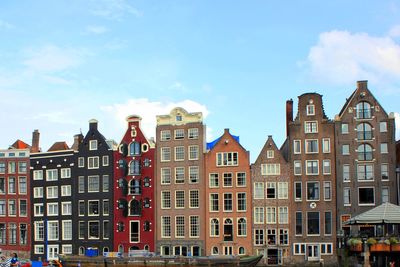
207, 135, 240, 151
48, 142, 70, 152
9, 139, 30, 149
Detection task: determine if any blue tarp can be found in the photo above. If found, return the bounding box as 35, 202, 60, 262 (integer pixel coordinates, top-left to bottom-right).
206, 135, 240, 150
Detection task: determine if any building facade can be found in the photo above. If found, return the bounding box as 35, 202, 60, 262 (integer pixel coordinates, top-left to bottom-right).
205, 129, 253, 256
114, 115, 155, 253
335, 81, 397, 237
0, 146, 30, 259
251, 136, 290, 265
73, 119, 115, 255
286, 93, 337, 264
155, 107, 206, 256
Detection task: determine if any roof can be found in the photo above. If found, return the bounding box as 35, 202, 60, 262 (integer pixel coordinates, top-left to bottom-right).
207, 135, 240, 150
48, 142, 70, 152
9, 139, 30, 149
345, 202, 400, 225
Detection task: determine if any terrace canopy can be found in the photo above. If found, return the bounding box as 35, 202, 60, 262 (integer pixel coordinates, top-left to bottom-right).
345, 202, 400, 225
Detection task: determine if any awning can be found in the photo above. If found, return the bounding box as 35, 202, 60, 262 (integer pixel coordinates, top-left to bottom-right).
344, 202, 400, 225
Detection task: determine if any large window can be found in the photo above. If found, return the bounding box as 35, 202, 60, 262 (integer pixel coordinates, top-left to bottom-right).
175, 146, 185, 161
161, 147, 171, 161
210, 193, 219, 212
216, 152, 238, 166
88, 157, 99, 169
223, 193, 233, 211
236, 172, 246, 187
88, 176, 100, 192
46, 169, 58, 181
189, 190, 199, 208
359, 187, 375, 205
223, 173, 233, 187
254, 229, 264, 245
175, 216, 185, 238
189, 216, 200, 237
304, 121, 318, 133
237, 193, 246, 211
306, 160, 319, 175
307, 182, 320, 201
161, 216, 171, 238
357, 164, 374, 181
161, 191, 171, 209
175, 190, 185, 209
307, 212, 320, 235
188, 146, 199, 160
188, 128, 199, 139
88, 221, 100, 239
358, 144, 373, 161
356, 101, 371, 119
305, 139, 318, 153
261, 164, 280, 175
48, 221, 59, 240
357, 123, 373, 140
129, 142, 141, 156
160, 130, 171, 141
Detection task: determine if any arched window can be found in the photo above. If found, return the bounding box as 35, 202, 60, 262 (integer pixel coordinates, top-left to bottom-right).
237, 218, 247, 236
144, 245, 149, 251
212, 247, 219, 255
358, 144, 373, 161
118, 245, 124, 253
223, 218, 233, 241
129, 160, 140, 175
79, 246, 85, 255
103, 247, 109, 253
129, 142, 141, 156
129, 199, 141, 216
356, 101, 371, 119
129, 179, 141, 195
357, 123, 373, 140
210, 218, 219, 236
238, 247, 245, 255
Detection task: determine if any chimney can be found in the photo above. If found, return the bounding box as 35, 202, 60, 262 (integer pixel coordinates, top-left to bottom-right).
72, 133, 84, 151
89, 119, 98, 130
357, 80, 368, 91
286, 99, 293, 136
31, 129, 40, 153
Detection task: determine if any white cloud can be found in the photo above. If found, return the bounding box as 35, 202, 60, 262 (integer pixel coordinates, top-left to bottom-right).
90, 0, 142, 20
303, 29, 400, 89
86, 25, 108, 34
389, 25, 400, 38
0, 20, 14, 30
101, 98, 210, 140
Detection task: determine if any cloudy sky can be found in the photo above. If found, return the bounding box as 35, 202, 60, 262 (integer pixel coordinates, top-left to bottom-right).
0, 0, 399, 161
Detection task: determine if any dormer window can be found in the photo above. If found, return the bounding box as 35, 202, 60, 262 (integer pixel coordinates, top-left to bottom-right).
176, 114, 182, 121
89, 140, 98, 150
306, 105, 315, 116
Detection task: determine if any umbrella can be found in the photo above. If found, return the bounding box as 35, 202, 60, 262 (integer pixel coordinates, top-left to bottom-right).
344, 202, 400, 225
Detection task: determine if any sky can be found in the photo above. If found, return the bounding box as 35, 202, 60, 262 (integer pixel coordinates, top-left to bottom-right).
1, 0, 400, 162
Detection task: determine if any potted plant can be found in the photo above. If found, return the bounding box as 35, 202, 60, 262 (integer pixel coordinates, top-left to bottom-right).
370, 239, 390, 252
347, 238, 363, 252
389, 237, 400, 252
367, 237, 377, 247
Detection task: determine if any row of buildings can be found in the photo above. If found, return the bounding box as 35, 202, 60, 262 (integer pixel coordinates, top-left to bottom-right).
0, 81, 398, 265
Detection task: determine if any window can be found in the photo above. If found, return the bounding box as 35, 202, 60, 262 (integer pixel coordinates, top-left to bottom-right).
261, 164, 280, 175
34, 245, 44, 254
209, 173, 219, 187
88, 200, 99, 215
381, 164, 389, 180
316, 180, 328, 202
161, 191, 171, 209
359, 187, 375, 205
103, 200, 109, 215
62, 220, 72, 240
266, 182, 276, 199
89, 140, 98, 150
294, 160, 302, 175
33, 170, 43, 180
78, 176, 85, 193
295, 182, 302, 201
189, 216, 200, 237
341, 123, 349, 134
304, 121, 318, 133
18, 177, 27, 194
88, 157, 99, 169
278, 207, 288, 224
0, 177, 4, 194
344, 187, 351, 205
381, 143, 388, 154
175, 216, 185, 238
129, 160, 140, 175
267, 229, 276, 244
8, 177, 16, 194
236, 172, 246, 186
307, 182, 320, 201
79, 201, 85, 216
254, 229, 264, 245
46, 169, 58, 181
357, 164, 374, 181
266, 207, 276, 224
322, 138, 330, 153
279, 229, 289, 245
8, 162, 15, 174
254, 182, 264, 199
305, 139, 318, 153
175, 167, 185, 184
188, 146, 199, 160
237, 218, 247, 236
254, 207, 265, 224
78, 157, 85, 167
189, 190, 199, 208
380, 121, 387, 132
9, 223, 16, 244
103, 175, 109, 192
356, 101, 371, 119
47, 203, 58, 216
342, 144, 350, 155
0, 162, 4, 174
129, 179, 141, 195
161, 147, 171, 161
223, 193, 233, 211
294, 140, 301, 154
357, 123, 373, 140
188, 128, 199, 139
189, 166, 199, 183
325, 212, 332, 235
358, 144, 373, 161
47, 186, 58, 199
223, 173, 233, 187
78, 221, 85, 239
161, 130, 171, 141
174, 129, 184, 139
18, 162, 27, 173
62, 202, 72, 215
295, 212, 302, 235
306, 104, 315, 115
306, 160, 319, 175
237, 193, 246, 211
62, 244, 73, 254
216, 152, 238, 166
343, 165, 350, 182
60, 168, 70, 179
129, 142, 141, 156
175, 146, 185, 161
161, 168, 171, 184
278, 182, 288, 199
382, 187, 389, 203
323, 160, 331, 174
175, 190, 185, 208
102, 156, 109, 166
211, 218, 220, 237
34, 204, 44, 216
19, 199, 27, 216
267, 150, 274, 158
88, 176, 100, 192
88, 221, 100, 239
307, 212, 320, 235
209, 193, 219, 212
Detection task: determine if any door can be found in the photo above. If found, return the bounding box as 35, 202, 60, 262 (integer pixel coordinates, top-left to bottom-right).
47, 245, 59, 260
307, 244, 320, 261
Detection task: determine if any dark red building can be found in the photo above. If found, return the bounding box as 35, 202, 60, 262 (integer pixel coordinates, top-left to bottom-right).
114, 115, 155, 253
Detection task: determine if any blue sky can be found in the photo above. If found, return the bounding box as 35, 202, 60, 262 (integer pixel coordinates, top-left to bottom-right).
1, 0, 399, 161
